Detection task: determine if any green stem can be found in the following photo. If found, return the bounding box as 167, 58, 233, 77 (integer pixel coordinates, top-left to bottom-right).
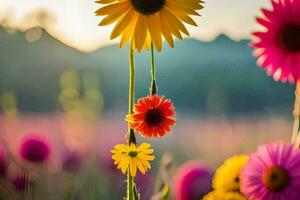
150, 43, 157, 95
129, 48, 135, 116
128, 48, 137, 145
127, 173, 134, 200
127, 47, 136, 200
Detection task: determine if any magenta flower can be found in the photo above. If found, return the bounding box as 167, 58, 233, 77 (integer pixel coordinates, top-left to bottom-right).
252, 0, 300, 83
0, 148, 7, 177
19, 134, 51, 163
173, 161, 213, 200
241, 142, 300, 200
11, 174, 28, 191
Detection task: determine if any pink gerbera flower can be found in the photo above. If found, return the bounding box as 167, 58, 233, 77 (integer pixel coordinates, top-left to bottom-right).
252, 0, 300, 83
173, 161, 213, 200
241, 142, 300, 200
19, 133, 51, 163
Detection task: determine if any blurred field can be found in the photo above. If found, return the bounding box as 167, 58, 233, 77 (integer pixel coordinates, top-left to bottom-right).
1, 113, 291, 161
0, 112, 292, 199
0, 66, 294, 199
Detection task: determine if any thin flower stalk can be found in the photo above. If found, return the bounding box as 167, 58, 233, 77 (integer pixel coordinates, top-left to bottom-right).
127, 47, 136, 200
150, 43, 157, 95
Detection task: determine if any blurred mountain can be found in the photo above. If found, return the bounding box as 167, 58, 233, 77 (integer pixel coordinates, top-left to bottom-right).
0, 26, 294, 115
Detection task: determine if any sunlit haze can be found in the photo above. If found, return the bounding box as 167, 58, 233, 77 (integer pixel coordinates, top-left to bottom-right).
0, 0, 269, 52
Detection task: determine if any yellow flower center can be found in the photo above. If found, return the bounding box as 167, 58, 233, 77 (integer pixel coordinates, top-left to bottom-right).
128, 151, 138, 157
278, 23, 300, 52
145, 108, 164, 126
130, 0, 166, 15
263, 166, 290, 192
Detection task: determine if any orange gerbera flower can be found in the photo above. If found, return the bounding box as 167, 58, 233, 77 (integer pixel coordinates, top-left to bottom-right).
126, 95, 176, 138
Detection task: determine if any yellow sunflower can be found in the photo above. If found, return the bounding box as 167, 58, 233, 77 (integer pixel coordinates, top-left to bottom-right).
95, 0, 204, 52
213, 155, 249, 193
203, 191, 246, 200
111, 142, 155, 176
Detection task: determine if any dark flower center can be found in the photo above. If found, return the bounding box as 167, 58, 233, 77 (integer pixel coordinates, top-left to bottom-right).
263, 166, 290, 192
234, 177, 240, 183
278, 23, 300, 52
130, 0, 166, 15
145, 109, 164, 126
128, 151, 138, 157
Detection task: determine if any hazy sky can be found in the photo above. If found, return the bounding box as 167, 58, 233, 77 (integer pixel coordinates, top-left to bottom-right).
0, 0, 269, 52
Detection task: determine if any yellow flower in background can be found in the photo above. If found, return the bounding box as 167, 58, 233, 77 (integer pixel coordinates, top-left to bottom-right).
111, 142, 155, 176
203, 191, 246, 200
213, 155, 248, 192
95, 0, 204, 52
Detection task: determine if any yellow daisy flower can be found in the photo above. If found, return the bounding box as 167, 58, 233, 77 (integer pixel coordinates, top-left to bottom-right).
213, 155, 249, 193
203, 191, 246, 200
111, 142, 155, 176
95, 0, 204, 52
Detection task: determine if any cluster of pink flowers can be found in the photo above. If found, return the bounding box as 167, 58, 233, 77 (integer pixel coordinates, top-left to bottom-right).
243, 0, 300, 198
0, 131, 85, 193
